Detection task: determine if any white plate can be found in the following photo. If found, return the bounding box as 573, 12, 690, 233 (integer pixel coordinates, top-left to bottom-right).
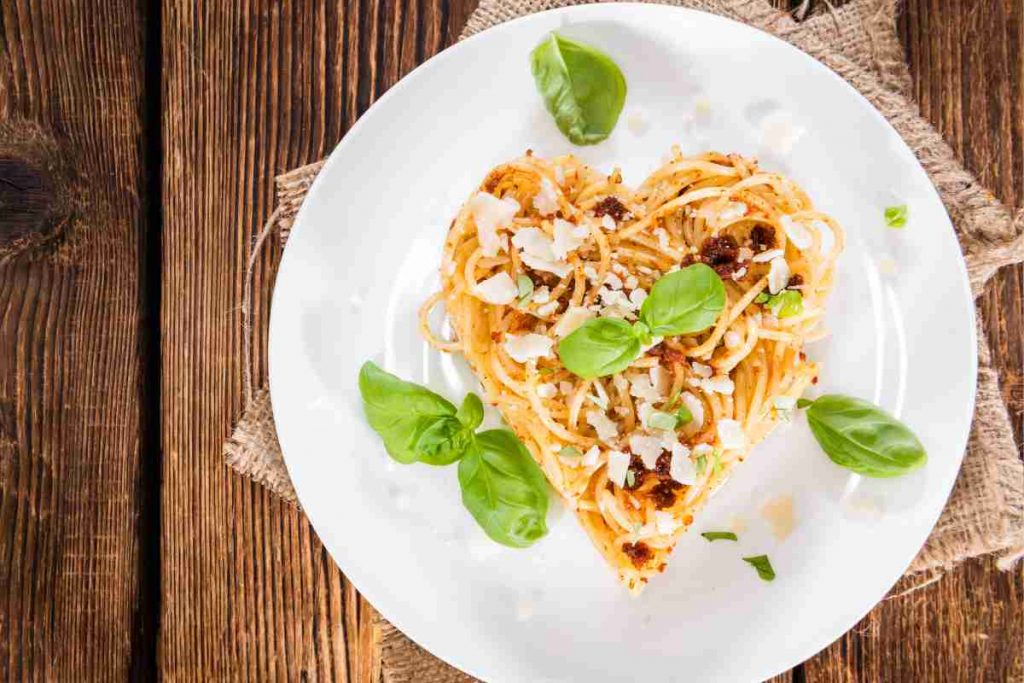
269, 5, 976, 681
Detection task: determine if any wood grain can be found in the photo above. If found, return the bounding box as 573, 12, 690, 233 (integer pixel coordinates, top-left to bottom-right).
160, 1, 474, 679
0, 0, 154, 680
802, 0, 1024, 680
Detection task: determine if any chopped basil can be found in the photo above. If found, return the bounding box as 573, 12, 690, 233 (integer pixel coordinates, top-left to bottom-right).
711, 448, 722, 477
766, 290, 803, 318
695, 454, 707, 476
884, 204, 908, 228
701, 531, 738, 542
559, 445, 582, 460
675, 404, 693, 425
647, 410, 678, 431
743, 554, 776, 581
516, 274, 534, 305
754, 291, 770, 304
625, 470, 636, 488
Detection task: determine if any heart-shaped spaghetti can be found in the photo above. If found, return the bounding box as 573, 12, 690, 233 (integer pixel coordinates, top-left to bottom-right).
420, 149, 843, 592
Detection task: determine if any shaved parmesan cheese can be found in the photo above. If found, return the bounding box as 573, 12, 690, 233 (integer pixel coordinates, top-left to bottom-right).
649, 365, 670, 395
636, 402, 655, 428
554, 165, 565, 185
670, 443, 696, 484
773, 395, 796, 410
718, 202, 748, 223
692, 443, 713, 458
768, 256, 790, 294
628, 288, 648, 309
512, 227, 573, 277
586, 410, 619, 443
628, 373, 664, 403
470, 192, 519, 257
606, 450, 630, 487
582, 445, 601, 468
654, 510, 681, 535
552, 218, 588, 260
558, 381, 574, 395
760, 112, 805, 156
532, 286, 551, 304
724, 330, 742, 349
536, 383, 557, 399
604, 272, 623, 290
752, 248, 784, 263
475, 272, 518, 304
536, 301, 558, 317
691, 362, 713, 378
600, 214, 616, 231
503, 333, 553, 363
680, 392, 704, 428
533, 177, 559, 216
654, 227, 671, 251
629, 434, 665, 470
780, 214, 813, 251
702, 375, 735, 395
553, 305, 594, 338
624, 274, 638, 290
717, 419, 745, 451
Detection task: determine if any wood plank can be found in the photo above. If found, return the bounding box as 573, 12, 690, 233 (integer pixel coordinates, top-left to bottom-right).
802, 0, 1024, 680
160, 0, 475, 679
0, 0, 154, 679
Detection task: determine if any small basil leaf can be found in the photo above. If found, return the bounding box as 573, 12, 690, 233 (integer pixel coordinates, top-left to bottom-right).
743, 554, 776, 581
458, 429, 550, 548
803, 394, 926, 477
456, 393, 485, 431
639, 264, 726, 337
884, 204, 908, 228
675, 404, 693, 425
695, 454, 707, 476
754, 291, 770, 304
701, 531, 738, 542
766, 290, 803, 318
359, 361, 469, 465
516, 274, 534, 305
559, 445, 582, 460
647, 411, 677, 431
529, 32, 627, 146
557, 317, 641, 379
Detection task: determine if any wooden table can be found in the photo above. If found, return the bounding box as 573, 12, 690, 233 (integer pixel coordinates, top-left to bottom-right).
0, 0, 1020, 680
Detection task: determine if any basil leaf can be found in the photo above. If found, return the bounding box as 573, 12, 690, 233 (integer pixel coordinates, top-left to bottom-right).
559, 445, 582, 460
884, 204, 908, 228
675, 404, 693, 425
457, 393, 485, 431
803, 394, 926, 477
647, 411, 677, 431
558, 317, 640, 379
639, 264, 726, 337
516, 274, 534, 305
701, 531, 738, 542
358, 361, 472, 466
458, 429, 550, 548
743, 554, 776, 581
529, 32, 627, 146
695, 454, 707, 476
765, 290, 803, 318
754, 291, 770, 304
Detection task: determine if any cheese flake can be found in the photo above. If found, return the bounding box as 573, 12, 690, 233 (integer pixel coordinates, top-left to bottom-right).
669, 443, 696, 484
702, 375, 735, 395
586, 410, 619, 443
654, 510, 681, 535
628, 434, 666, 470
768, 256, 790, 294
474, 272, 518, 304
552, 305, 594, 338
503, 333, 553, 363
469, 192, 519, 257
551, 218, 588, 260
780, 215, 813, 251
717, 418, 745, 451
533, 177, 559, 216
606, 450, 630, 487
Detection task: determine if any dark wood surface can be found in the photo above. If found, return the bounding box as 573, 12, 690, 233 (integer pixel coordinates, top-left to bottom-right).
0, 0, 1020, 680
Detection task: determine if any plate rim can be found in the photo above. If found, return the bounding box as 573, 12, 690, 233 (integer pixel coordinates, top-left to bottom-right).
269, 4, 978, 680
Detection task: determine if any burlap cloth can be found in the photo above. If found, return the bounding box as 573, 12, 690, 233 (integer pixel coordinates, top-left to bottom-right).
225, 1, 1024, 679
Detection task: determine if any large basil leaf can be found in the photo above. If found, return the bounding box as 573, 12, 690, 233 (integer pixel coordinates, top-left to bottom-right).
458, 429, 550, 548
803, 394, 926, 477
358, 361, 473, 466
639, 263, 726, 337
530, 32, 627, 146
557, 317, 641, 379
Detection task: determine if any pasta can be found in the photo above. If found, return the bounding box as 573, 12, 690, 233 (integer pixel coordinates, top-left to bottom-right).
420, 149, 843, 592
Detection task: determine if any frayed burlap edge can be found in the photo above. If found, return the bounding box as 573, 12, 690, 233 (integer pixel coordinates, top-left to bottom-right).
224, 1, 1024, 679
